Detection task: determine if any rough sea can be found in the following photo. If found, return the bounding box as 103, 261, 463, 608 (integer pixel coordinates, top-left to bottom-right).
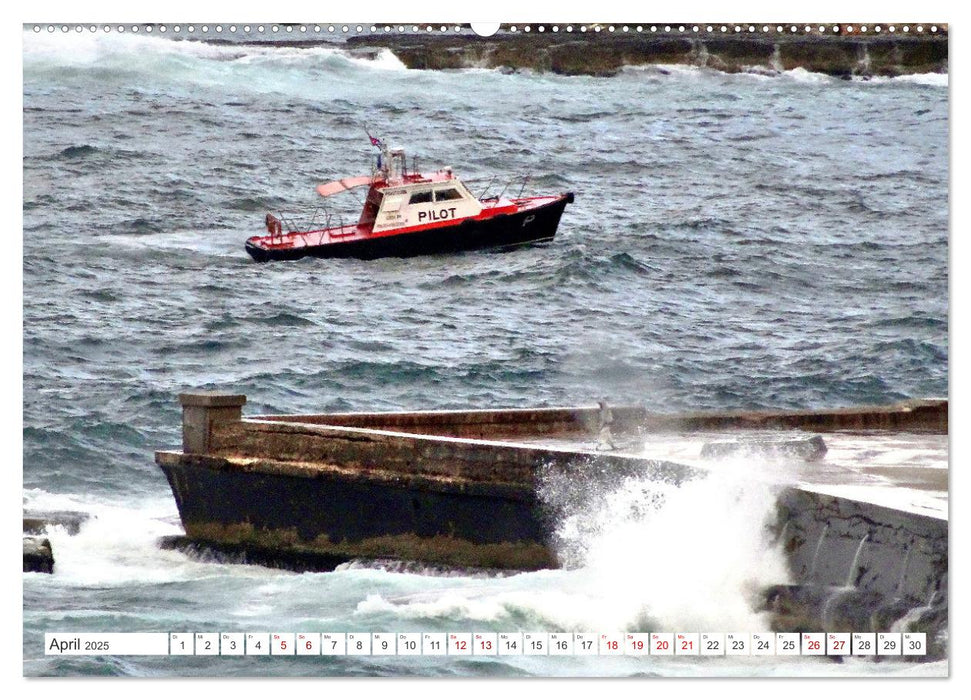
21, 29, 948, 678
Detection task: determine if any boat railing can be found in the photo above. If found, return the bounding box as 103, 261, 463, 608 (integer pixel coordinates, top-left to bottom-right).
479, 173, 531, 202
475, 176, 498, 200
270, 201, 351, 239
517, 174, 531, 198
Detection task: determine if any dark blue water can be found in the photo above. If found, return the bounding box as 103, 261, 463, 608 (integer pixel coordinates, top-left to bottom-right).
22, 31, 948, 677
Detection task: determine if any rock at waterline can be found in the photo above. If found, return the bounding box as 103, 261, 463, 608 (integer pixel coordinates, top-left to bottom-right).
23, 509, 91, 536
701, 435, 827, 462
23, 537, 54, 574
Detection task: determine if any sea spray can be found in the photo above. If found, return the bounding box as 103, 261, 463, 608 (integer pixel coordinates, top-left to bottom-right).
536, 456, 792, 632
21, 489, 261, 586
348, 457, 797, 634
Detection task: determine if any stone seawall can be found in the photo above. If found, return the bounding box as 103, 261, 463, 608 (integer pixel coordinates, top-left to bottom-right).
259, 398, 947, 438
767, 488, 947, 658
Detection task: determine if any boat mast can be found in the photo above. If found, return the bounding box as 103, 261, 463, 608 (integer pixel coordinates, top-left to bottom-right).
375, 141, 405, 182
386, 145, 407, 182
365, 127, 410, 183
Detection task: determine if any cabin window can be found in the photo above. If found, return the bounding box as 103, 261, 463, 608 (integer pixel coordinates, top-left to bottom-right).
408, 191, 433, 204
434, 188, 463, 202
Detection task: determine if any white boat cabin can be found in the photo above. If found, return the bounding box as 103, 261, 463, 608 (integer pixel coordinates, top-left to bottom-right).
366, 178, 483, 233
354, 147, 483, 233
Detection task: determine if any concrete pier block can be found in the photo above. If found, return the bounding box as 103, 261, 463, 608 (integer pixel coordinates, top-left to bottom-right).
179, 392, 247, 455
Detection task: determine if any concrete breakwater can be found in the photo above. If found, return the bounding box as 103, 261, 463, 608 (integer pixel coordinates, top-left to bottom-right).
343, 30, 948, 77
766, 489, 947, 658
156, 393, 947, 657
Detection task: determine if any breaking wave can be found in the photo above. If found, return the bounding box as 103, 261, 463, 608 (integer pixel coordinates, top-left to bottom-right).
535, 459, 791, 632
23, 31, 406, 94
342, 458, 791, 635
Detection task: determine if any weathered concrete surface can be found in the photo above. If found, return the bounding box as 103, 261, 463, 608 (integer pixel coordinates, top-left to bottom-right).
23, 510, 90, 536
205, 419, 696, 487
701, 434, 827, 461
258, 397, 947, 439
158, 535, 353, 573
766, 487, 949, 659
159, 536, 521, 576
776, 488, 946, 601
339, 31, 947, 78
161, 392, 703, 570
180, 391, 246, 454
259, 406, 592, 439
24, 537, 54, 574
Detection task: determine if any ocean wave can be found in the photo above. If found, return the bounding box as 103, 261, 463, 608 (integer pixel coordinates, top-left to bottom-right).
25, 31, 240, 67
23, 31, 406, 87
21, 489, 279, 586
619, 63, 708, 78
781, 67, 833, 84
250, 311, 317, 328
879, 72, 948, 87
346, 460, 790, 634
56, 144, 98, 159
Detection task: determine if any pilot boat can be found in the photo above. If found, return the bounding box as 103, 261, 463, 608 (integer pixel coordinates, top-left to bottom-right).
245, 140, 574, 262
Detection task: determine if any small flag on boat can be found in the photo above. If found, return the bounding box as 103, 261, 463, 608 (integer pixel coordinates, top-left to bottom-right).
366, 128, 382, 148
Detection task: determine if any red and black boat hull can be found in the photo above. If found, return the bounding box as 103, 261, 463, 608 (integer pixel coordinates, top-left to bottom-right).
246, 193, 573, 263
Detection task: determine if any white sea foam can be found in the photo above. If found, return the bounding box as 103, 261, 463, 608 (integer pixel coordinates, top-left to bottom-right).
22, 489, 275, 585
734, 69, 775, 81
619, 63, 707, 78
23, 30, 238, 66
356, 591, 512, 621
346, 459, 791, 634
782, 67, 833, 84
22, 30, 406, 75
619, 61, 945, 88
540, 459, 791, 632
887, 72, 948, 87
361, 48, 408, 71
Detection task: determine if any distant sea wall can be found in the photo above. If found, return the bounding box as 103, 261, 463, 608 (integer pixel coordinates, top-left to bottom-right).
345, 30, 948, 78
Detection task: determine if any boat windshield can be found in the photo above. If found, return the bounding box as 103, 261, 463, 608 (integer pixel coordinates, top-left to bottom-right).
435, 188, 463, 202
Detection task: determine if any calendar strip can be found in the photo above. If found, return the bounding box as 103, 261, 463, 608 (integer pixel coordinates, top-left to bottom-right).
44, 632, 927, 656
